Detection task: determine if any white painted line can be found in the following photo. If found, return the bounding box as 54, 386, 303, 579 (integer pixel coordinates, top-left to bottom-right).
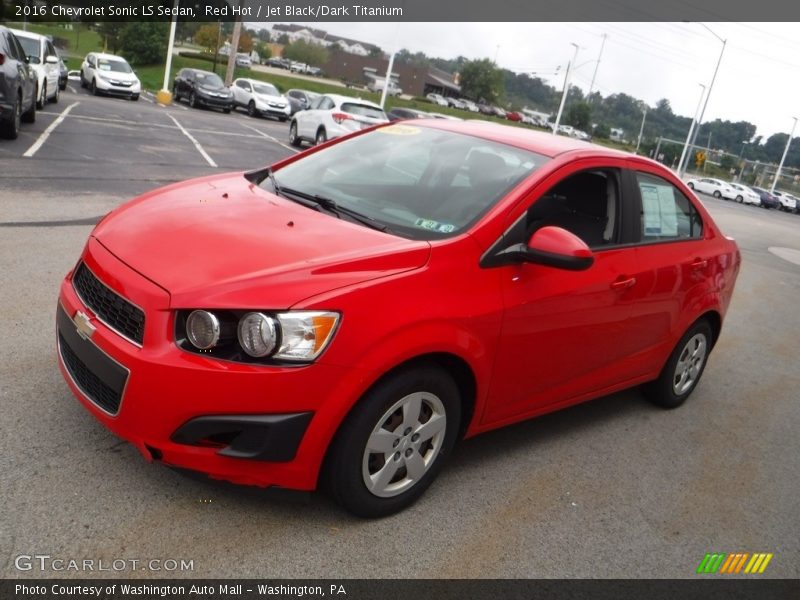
240, 122, 299, 153
167, 114, 217, 167
139, 95, 154, 103
23, 102, 79, 158
67, 85, 77, 94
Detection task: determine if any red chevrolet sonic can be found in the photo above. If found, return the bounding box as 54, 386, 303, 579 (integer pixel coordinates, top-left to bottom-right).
57, 121, 740, 517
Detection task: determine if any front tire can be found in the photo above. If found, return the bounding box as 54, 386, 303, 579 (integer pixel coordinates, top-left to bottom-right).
189, 92, 198, 109
36, 82, 46, 109
324, 366, 461, 518
51, 82, 59, 104
247, 100, 256, 117
687, 182, 695, 190
90, 79, 99, 96
642, 319, 713, 409
713, 190, 721, 198
21, 93, 36, 124
736, 195, 743, 203
288, 121, 301, 147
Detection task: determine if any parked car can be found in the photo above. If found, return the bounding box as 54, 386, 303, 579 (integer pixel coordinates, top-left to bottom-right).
306, 66, 323, 77
80, 52, 140, 100
289, 61, 308, 74
726, 183, 761, 206
460, 99, 479, 113
478, 103, 495, 115
368, 78, 402, 96
426, 93, 449, 107
491, 106, 507, 118
447, 97, 466, 110
686, 178, 736, 200
0, 25, 37, 139
265, 57, 291, 70
235, 53, 252, 68
10, 28, 60, 108
286, 89, 320, 115
173, 68, 233, 112
387, 107, 429, 121
773, 191, 799, 212
56, 120, 740, 518
426, 112, 463, 121
506, 111, 523, 122
232, 78, 290, 121
55, 48, 68, 91
750, 186, 781, 209
289, 93, 388, 146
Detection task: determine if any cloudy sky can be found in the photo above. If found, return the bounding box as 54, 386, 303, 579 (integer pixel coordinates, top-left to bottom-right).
275, 22, 800, 140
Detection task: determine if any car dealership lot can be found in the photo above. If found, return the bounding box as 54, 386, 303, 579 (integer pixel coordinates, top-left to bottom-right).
1, 91, 798, 577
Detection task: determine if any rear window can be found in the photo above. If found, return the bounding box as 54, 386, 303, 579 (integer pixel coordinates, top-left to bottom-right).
341, 103, 387, 120
266, 125, 548, 240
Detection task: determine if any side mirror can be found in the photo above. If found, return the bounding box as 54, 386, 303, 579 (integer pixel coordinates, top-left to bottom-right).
45, 55, 59, 65
493, 226, 594, 271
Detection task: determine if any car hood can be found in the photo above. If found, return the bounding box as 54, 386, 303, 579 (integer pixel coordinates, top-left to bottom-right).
92, 173, 431, 309
100, 70, 138, 83
255, 93, 287, 105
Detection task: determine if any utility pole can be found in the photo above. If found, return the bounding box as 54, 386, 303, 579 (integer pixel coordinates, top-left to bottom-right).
770, 117, 798, 194
635, 106, 648, 154
553, 43, 579, 135
225, 14, 243, 86
212, 21, 222, 75
677, 83, 706, 178
588, 33, 607, 97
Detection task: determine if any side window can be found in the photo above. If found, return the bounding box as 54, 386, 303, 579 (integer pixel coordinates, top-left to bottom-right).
46, 41, 56, 58
308, 96, 325, 110
10, 34, 26, 62
636, 172, 703, 241
320, 97, 335, 110
526, 169, 621, 249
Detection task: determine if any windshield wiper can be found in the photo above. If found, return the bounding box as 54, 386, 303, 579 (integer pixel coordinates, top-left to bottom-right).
279, 186, 389, 232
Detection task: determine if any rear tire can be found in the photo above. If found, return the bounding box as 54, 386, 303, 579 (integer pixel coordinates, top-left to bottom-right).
288, 121, 301, 147
21, 93, 36, 124
36, 82, 46, 109
713, 190, 721, 198
687, 182, 695, 190
315, 128, 327, 145
736, 195, 743, 203
247, 101, 256, 117
642, 319, 713, 409
323, 366, 461, 518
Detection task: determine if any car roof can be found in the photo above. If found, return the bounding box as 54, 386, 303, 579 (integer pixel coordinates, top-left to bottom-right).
9, 28, 46, 41
413, 119, 628, 159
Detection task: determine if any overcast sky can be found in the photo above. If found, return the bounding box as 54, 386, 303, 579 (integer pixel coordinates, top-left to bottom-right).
271, 22, 800, 140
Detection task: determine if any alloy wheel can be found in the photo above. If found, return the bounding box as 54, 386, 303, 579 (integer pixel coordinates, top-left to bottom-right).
672, 333, 707, 396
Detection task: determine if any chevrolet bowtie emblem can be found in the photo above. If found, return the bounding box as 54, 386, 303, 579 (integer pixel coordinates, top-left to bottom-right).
73, 310, 96, 340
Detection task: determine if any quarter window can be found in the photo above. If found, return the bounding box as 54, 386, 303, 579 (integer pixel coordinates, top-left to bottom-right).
636, 172, 703, 240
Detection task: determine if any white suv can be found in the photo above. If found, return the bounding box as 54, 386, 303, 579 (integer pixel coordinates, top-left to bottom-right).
773, 191, 799, 212
231, 78, 290, 121
10, 28, 60, 108
368, 78, 402, 97
80, 52, 140, 100
289, 94, 388, 147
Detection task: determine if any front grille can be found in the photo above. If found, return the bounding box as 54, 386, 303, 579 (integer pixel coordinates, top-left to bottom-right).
59, 332, 122, 414
72, 262, 145, 345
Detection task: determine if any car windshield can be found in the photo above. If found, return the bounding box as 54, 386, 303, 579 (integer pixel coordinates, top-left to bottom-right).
264, 125, 548, 240
97, 58, 132, 73
341, 103, 387, 120
18, 36, 40, 61
253, 83, 279, 96
196, 72, 224, 87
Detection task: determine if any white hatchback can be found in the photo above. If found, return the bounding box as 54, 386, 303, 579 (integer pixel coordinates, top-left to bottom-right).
231, 78, 290, 120
10, 29, 60, 108
80, 52, 140, 100
727, 183, 761, 205
289, 94, 388, 147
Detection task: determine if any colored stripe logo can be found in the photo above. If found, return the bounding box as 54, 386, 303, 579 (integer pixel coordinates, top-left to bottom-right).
697, 553, 773, 574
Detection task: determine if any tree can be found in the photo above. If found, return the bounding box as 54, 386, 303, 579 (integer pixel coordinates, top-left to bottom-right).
237, 30, 253, 54
195, 23, 221, 53
119, 22, 169, 66
368, 46, 383, 58
283, 39, 329, 66
255, 43, 272, 61
593, 123, 611, 139
565, 100, 592, 131
277, 33, 290, 45
97, 23, 125, 54
459, 58, 503, 103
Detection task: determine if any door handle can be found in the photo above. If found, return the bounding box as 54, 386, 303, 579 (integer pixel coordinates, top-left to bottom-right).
611, 276, 637, 291
690, 259, 708, 270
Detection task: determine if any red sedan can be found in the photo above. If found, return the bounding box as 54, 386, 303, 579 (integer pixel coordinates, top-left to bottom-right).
57, 121, 740, 517
505, 110, 523, 122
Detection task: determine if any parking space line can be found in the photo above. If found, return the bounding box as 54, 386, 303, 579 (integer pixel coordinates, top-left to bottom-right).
167, 114, 217, 167
23, 102, 79, 158
240, 123, 299, 153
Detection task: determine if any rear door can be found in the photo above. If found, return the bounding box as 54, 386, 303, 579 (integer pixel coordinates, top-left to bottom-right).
44, 40, 59, 95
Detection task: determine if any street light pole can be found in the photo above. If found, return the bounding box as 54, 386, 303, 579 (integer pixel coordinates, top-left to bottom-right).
770, 117, 798, 194
156, 0, 180, 105
679, 23, 726, 175
737, 140, 749, 181
553, 43, 579, 135
677, 83, 706, 178
588, 33, 607, 97
635, 106, 647, 154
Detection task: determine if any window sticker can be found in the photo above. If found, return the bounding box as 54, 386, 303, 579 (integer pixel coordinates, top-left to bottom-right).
378, 125, 421, 136
641, 182, 678, 236
415, 218, 456, 233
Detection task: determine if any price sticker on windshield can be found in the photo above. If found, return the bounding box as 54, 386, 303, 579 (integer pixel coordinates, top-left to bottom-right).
378, 125, 421, 136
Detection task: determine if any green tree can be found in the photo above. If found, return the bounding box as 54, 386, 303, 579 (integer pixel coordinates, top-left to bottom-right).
565, 100, 592, 131
459, 58, 503, 103
119, 22, 169, 66
97, 23, 125, 54
255, 42, 272, 61
282, 39, 329, 66
195, 23, 221, 53
368, 46, 383, 58
593, 123, 611, 139
277, 33, 290, 45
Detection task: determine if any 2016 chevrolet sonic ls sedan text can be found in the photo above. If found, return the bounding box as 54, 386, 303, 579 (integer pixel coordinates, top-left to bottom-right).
57, 121, 740, 517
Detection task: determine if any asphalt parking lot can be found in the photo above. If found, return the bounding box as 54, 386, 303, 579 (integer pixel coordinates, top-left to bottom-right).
1, 87, 798, 578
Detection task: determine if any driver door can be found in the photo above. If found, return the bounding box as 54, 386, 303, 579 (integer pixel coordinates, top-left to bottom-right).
483, 161, 642, 425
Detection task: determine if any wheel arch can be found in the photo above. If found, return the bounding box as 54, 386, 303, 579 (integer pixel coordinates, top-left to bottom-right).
698, 309, 722, 349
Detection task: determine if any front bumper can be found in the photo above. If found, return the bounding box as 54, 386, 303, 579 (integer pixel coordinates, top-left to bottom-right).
196, 93, 233, 110
56, 238, 368, 490
95, 77, 140, 97
257, 104, 290, 119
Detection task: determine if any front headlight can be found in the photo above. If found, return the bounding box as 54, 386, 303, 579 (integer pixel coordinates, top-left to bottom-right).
177, 309, 339, 363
